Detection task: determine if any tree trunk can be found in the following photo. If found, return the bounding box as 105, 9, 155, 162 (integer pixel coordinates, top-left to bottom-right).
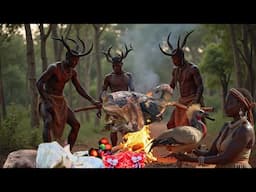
39, 24, 52, 72
229, 24, 243, 87
51, 24, 59, 61
58, 24, 72, 61
24, 24, 40, 128
84, 51, 92, 122
93, 25, 101, 126
242, 24, 254, 98
220, 76, 229, 112
247, 24, 256, 99
0, 57, 6, 123
81, 24, 92, 122
92, 24, 107, 126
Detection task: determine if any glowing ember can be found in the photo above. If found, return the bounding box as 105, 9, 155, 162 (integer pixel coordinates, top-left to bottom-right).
117, 125, 157, 163
145, 91, 153, 97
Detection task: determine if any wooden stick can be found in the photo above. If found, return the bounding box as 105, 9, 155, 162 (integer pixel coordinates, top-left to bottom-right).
172, 102, 214, 112
74, 105, 99, 112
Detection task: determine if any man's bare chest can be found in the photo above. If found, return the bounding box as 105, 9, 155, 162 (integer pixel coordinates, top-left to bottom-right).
177, 68, 192, 83
109, 74, 129, 87
56, 68, 73, 83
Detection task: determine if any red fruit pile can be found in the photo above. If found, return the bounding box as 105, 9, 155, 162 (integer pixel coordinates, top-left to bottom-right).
88, 137, 113, 158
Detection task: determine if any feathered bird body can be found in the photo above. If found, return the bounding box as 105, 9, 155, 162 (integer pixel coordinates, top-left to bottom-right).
153, 125, 204, 146
149, 104, 213, 153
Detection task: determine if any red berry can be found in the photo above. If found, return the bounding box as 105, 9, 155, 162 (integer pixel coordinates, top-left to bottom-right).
99, 137, 109, 145
105, 143, 112, 150
89, 148, 98, 157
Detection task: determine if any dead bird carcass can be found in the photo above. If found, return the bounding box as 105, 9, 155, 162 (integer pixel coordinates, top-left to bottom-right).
101, 84, 174, 134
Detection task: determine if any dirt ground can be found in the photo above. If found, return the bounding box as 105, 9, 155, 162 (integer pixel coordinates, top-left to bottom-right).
1, 122, 256, 168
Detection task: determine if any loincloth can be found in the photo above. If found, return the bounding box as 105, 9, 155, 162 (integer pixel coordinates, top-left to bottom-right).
39, 95, 68, 140
172, 95, 197, 127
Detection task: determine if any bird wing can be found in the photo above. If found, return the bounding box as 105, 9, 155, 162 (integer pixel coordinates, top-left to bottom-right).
159, 126, 203, 145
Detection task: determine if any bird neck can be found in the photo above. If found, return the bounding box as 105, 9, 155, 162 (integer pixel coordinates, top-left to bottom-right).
198, 120, 207, 137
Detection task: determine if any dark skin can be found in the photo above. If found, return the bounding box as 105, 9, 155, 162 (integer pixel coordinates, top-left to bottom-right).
174, 91, 255, 165
36, 55, 101, 150
167, 53, 204, 129
170, 54, 204, 103
99, 61, 135, 146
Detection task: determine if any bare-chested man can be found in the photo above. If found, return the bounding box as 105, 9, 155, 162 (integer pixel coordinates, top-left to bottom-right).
36, 36, 101, 150
159, 30, 205, 129
99, 44, 135, 146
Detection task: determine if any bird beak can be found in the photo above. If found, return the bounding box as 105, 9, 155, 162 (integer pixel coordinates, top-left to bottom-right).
204, 112, 215, 121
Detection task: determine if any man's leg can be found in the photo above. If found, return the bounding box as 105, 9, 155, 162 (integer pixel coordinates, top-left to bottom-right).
40, 104, 53, 142
110, 132, 118, 146
67, 108, 80, 151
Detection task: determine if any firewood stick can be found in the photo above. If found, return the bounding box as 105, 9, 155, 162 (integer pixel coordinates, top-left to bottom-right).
74, 105, 99, 112
172, 102, 214, 112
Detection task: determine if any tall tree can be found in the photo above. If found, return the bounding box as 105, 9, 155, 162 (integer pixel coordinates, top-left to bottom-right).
92, 24, 107, 95
0, 57, 6, 123
24, 24, 40, 128
51, 24, 72, 61
200, 43, 232, 110
39, 24, 52, 71
237, 24, 255, 98
229, 24, 243, 87
92, 24, 107, 125
51, 24, 59, 61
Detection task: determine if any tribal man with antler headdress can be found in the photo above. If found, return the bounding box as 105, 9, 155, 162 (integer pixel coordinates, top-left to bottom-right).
98, 43, 135, 146
159, 30, 205, 129
36, 35, 101, 150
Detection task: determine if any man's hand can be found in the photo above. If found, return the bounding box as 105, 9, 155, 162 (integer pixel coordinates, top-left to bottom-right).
92, 100, 102, 109
96, 110, 102, 119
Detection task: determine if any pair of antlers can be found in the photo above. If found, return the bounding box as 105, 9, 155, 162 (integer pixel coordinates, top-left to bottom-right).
159, 30, 194, 56
53, 35, 93, 57
103, 44, 133, 63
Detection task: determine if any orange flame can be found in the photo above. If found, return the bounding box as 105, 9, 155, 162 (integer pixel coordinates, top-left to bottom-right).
145, 91, 153, 97
118, 125, 157, 163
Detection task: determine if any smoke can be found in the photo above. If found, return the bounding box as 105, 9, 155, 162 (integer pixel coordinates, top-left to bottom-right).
119, 24, 197, 93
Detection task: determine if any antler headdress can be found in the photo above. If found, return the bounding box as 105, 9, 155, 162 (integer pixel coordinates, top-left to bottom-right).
103, 43, 133, 63
159, 30, 194, 57
52, 35, 93, 57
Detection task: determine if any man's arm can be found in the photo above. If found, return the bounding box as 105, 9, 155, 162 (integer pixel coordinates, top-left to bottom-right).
192, 66, 204, 103
169, 68, 176, 90
127, 73, 135, 91
99, 75, 110, 103
36, 65, 55, 101
71, 70, 100, 106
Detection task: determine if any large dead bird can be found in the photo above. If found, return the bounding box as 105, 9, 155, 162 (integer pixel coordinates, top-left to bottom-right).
149, 104, 214, 154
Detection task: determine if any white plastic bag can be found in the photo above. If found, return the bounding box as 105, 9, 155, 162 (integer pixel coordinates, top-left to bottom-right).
36, 142, 105, 168
36, 142, 72, 168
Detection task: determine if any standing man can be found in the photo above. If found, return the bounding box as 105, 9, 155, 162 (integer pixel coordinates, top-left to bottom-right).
36, 36, 101, 150
99, 44, 135, 146
159, 30, 205, 129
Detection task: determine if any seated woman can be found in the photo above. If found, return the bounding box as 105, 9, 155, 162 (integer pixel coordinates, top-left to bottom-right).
174, 88, 255, 168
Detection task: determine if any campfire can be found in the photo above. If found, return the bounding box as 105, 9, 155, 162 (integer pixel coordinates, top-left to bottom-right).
113, 125, 157, 163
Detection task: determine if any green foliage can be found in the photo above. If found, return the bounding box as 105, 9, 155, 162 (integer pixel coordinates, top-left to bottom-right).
1, 34, 28, 105
200, 42, 232, 89
0, 104, 42, 153
207, 109, 231, 135
204, 93, 221, 112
